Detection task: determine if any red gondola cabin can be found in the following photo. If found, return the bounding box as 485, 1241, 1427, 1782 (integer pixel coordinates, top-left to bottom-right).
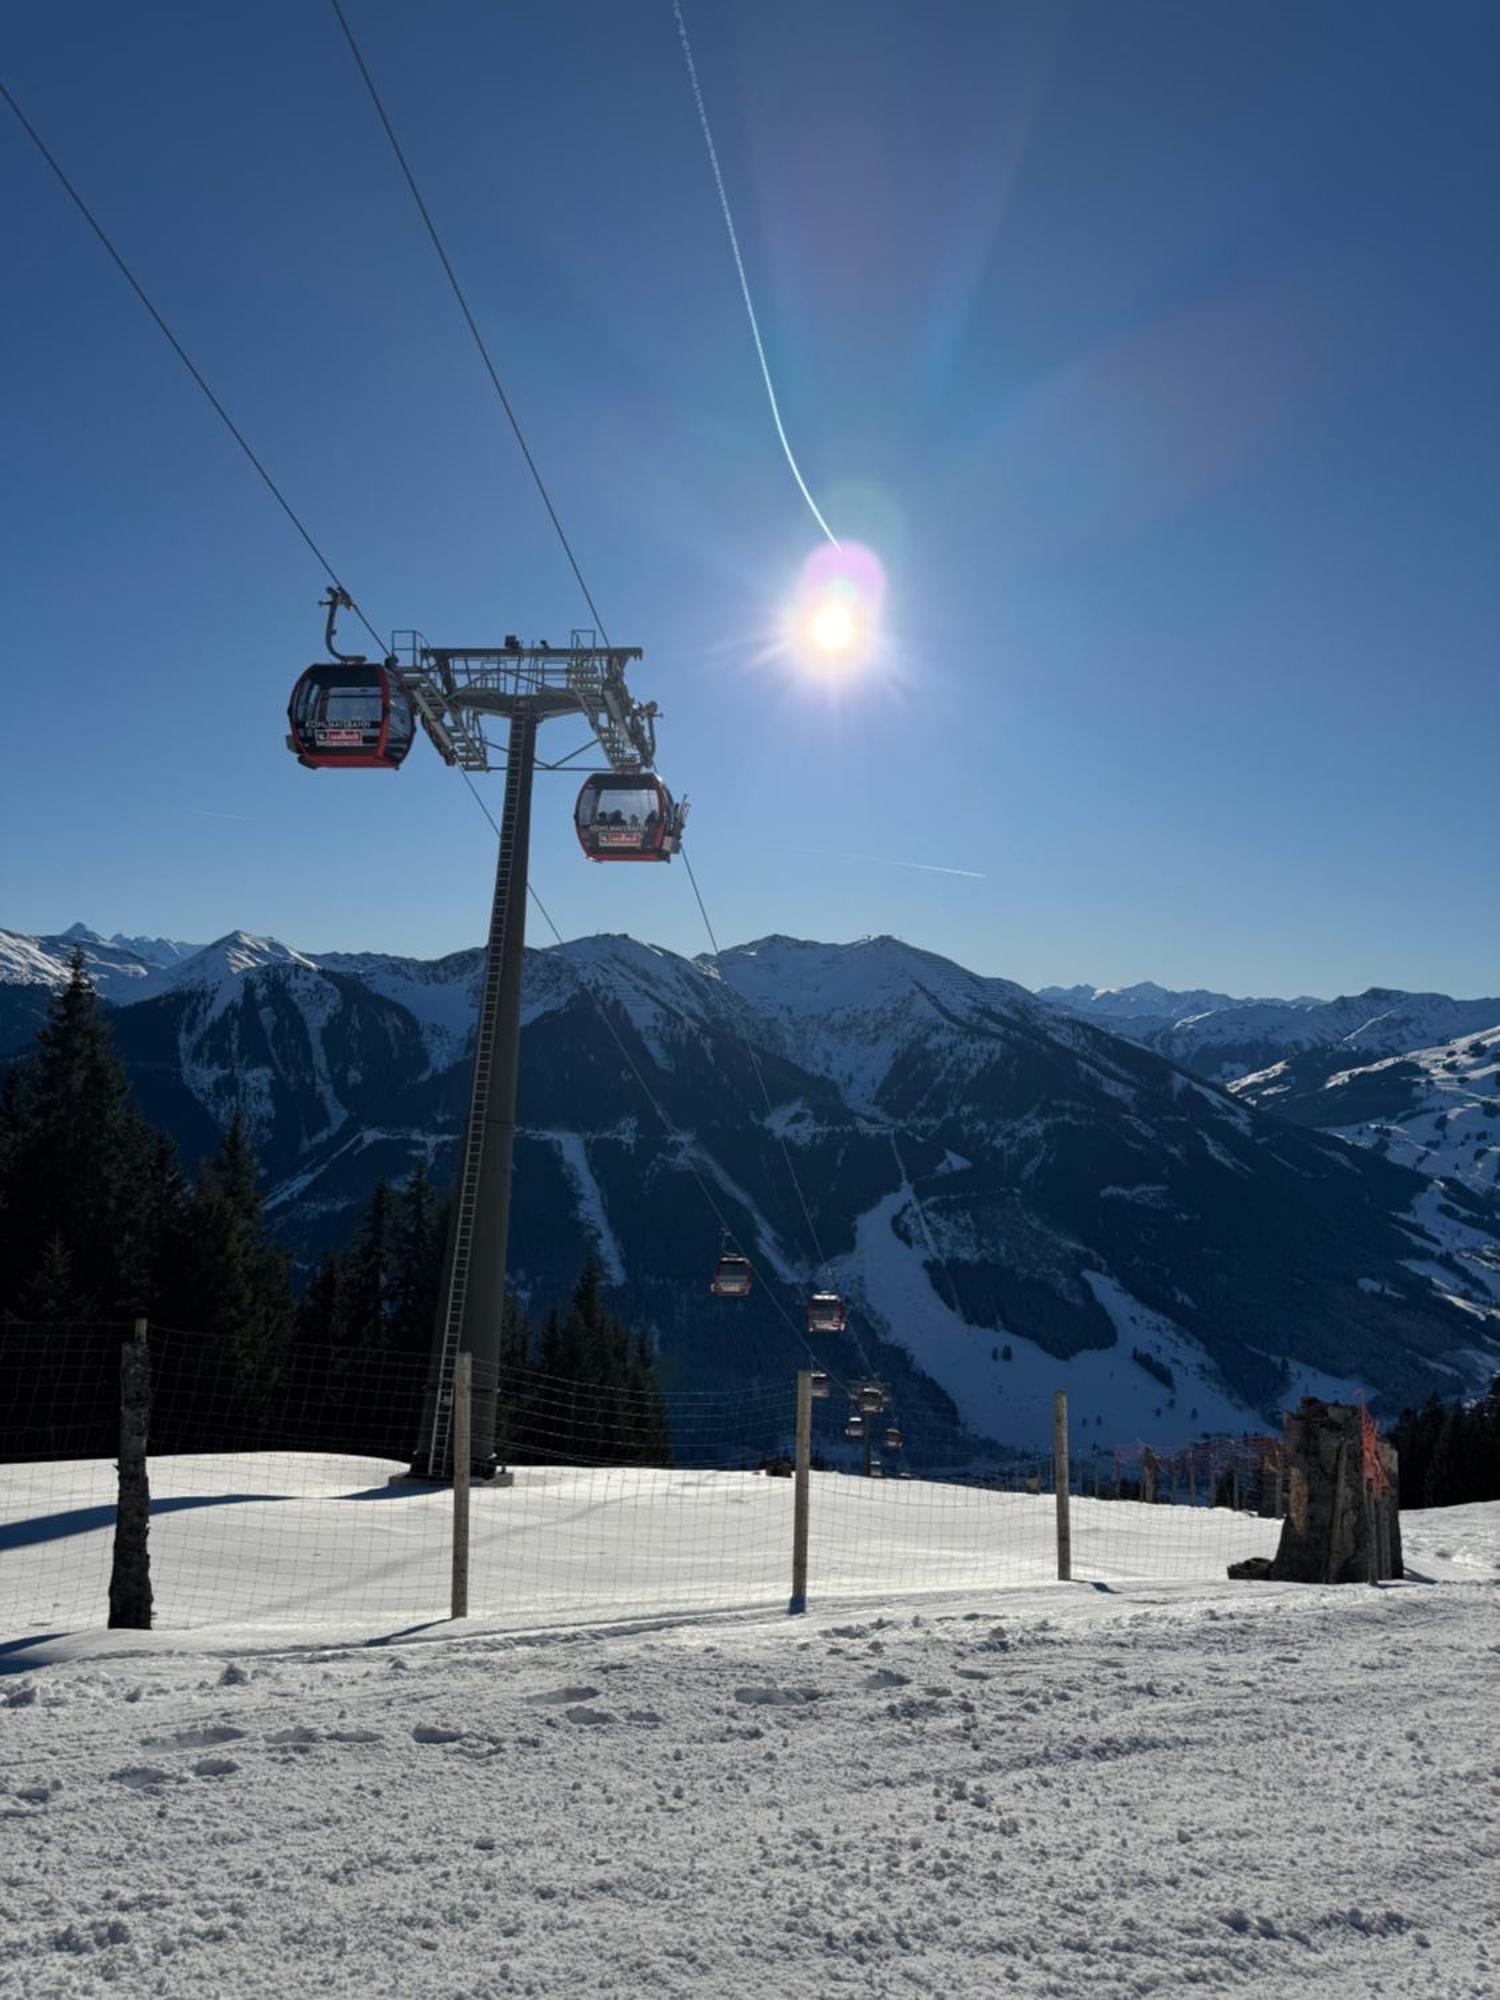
807, 1290, 847, 1335
287, 662, 415, 770
711, 1251, 753, 1298
575, 772, 685, 862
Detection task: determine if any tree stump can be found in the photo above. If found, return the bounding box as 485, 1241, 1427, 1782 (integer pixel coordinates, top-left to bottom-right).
1266, 1398, 1401, 1584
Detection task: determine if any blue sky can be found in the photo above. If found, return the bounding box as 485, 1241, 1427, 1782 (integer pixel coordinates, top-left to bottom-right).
3, 0, 1496, 999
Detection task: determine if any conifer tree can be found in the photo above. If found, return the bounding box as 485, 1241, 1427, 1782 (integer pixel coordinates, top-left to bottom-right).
177, 1110, 296, 1414
298, 1248, 345, 1347
1391, 1379, 1500, 1507
390, 1163, 446, 1359
0, 953, 155, 1317
342, 1178, 396, 1350
495, 1292, 534, 1462
628, 1328, 671, 1464
17, 1233, 81, 1321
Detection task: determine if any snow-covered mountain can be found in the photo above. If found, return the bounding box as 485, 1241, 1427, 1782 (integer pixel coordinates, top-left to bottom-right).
0, 922, 204, 1042
1158, 989, 1500, 1081
710, 934, 1046, 1113
1038, 981, 1320, 1032
1232, 1027, 1500, 1199
5, 923, 1498, 1450
1041, 981, 1500, 1086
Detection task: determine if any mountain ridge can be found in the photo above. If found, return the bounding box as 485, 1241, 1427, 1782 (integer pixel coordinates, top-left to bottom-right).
5, 920, 1497, 1452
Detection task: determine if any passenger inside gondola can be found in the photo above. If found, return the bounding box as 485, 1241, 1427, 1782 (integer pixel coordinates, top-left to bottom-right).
574, 771, 686, 861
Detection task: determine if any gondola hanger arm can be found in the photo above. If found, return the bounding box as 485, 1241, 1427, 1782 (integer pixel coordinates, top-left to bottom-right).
322, 585, 367, 664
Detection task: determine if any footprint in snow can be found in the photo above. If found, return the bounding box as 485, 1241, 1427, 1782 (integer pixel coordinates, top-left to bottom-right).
524, 1685, 601, 1706
861, 1669, 911, 1692
564, 1707, 615, 1726
412, 1724, 466, 1744
142, 1725, 246, 1751
266, 1726, 321, 1750
108, 1766, 182, 1791
192, 1757, 239, 1779
733, 1686, 823, 1708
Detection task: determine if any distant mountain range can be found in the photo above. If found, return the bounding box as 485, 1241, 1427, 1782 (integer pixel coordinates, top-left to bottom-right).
1230, 1028, 1500, 1200
4, 923, 1498, 1453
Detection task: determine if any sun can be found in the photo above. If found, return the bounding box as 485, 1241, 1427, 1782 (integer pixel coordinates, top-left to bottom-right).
776, 541, 888, 687
808, 599, 857, 653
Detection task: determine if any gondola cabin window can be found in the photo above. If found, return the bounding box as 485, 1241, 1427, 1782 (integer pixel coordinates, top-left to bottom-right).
574, 772, 685, 861
287, 662, 415, 770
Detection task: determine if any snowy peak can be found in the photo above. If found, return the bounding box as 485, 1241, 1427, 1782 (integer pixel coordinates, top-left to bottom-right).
147, 932, 323, 1012
706, 933, 1042, 1111
524, 933, 731, 1065
1037, 980, 1306, 1027
316, 947, 484, 1061
1233, 1024, 1500, 1198
0, 924, 205, 1003
0, 929, 69, 989
1044, 978, 1500, 1085
711, 933, 1038, 1038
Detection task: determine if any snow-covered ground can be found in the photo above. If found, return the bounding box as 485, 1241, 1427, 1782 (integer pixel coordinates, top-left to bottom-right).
1, 1484, 1497, 1997
2, 1455, 1286, 1639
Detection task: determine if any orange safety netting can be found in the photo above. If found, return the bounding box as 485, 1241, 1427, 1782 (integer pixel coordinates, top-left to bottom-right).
1358, 1394, 1390, 1494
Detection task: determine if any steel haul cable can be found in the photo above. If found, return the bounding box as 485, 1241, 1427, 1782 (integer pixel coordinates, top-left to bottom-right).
523, 879, 852, 1389
0, 78, 392, 667
328, 0, 611, 641
322, 9, 869, 1384
6, 53, 862, 1405
679, 847, 881, 1383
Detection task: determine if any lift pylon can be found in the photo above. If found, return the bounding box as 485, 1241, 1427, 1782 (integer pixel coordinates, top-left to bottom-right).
370, 630, 680, 1480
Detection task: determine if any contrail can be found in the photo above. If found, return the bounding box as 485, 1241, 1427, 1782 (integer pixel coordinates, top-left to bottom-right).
673, 0, 840, 548
828, 849, 987, 880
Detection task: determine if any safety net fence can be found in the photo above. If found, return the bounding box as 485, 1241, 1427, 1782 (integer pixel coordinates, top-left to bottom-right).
2, 1323, 1286, 1634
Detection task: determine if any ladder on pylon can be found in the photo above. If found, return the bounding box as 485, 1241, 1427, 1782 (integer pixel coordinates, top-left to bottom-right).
424, 716, 532, 1476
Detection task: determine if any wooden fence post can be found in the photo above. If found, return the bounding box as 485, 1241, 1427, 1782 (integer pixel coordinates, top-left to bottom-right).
789, 1369, 813, 1614
451, 1350, 471, 1620
1053, 1390, 1072, 1581
108, 1320, 153, 1630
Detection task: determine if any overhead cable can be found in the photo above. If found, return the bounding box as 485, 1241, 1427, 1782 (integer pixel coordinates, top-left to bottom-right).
0, 76, 389, 663
328, 0, 611, 641
680, 847, 881, 1381
524, 878, 848, 1385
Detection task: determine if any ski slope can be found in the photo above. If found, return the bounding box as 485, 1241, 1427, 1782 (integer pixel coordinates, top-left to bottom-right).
1, 1478, 1496, 1998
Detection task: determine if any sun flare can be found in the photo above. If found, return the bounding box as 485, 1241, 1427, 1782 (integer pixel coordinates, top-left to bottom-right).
808, 599, 857, 652
779, 540, 888, 686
